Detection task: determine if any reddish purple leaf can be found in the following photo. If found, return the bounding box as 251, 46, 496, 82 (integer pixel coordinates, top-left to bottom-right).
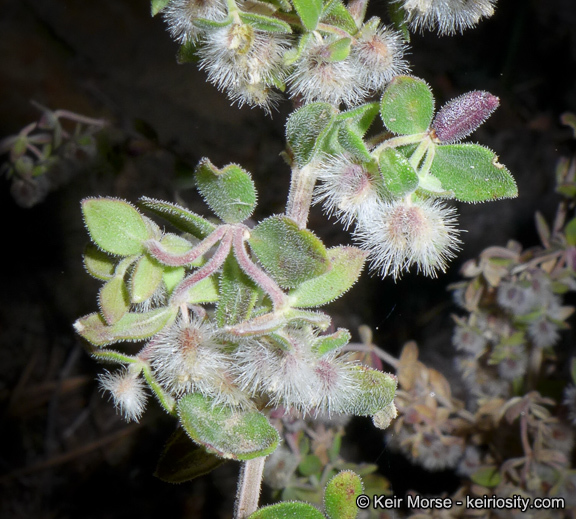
432, 91, 499, 144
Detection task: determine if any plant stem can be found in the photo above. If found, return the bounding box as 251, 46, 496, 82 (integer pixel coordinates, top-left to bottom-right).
234, 456, 266, 519
286, 163, 316, 229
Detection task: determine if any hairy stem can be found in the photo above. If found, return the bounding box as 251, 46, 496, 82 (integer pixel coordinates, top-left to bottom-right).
286, 163, 317, 229
232, 227, 288, 309
234, 456, 266, 519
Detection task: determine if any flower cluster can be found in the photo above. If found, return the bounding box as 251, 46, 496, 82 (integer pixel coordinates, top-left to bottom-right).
398, 0, 497, 35
160, 0, 410, 111
450, 239, 575, 401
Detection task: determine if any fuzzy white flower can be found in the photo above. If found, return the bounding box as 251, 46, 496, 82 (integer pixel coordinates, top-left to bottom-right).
399, 0, 497, 35
233, 329, 359, 416
528, 316, 560, 349
98, 368, 148, 422
147, 316, 233, 400
496, 344, 528, 381
287, 35, 367, 107
354, 197, 461, 279
313, 154, 383, 229
351, 20, 410, 92
452, 324, 487, 354
197, 23, 290, 110
163, 0, 227, 44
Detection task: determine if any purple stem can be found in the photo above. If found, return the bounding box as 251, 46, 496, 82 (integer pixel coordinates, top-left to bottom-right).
232, 227, 287, 309
146, 225, 228, 267
170, 231, 233, 305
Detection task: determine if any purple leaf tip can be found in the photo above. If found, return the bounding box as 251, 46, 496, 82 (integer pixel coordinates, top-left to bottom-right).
432, 91, 499, 144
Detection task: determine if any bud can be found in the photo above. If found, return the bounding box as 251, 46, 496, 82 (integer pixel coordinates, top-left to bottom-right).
98, 368, 148, 422
432, 91, 499, 144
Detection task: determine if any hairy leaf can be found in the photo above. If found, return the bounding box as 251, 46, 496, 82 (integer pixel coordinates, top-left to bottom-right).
380, 76, 434, 135
195, 159, 257, 224
288, 246, 366, 307
82, 198, 149, 256
177, 393, 279, 460
430, 144, 517, 202
324, 470, 364, 519
155, 428, 226, 483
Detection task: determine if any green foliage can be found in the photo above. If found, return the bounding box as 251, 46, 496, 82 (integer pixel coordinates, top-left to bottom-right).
288, 246, 366, 307
324, 470, 363, 519
249, 216, 329, 289
286, 103, 338, 167
82, 198, 149, 256
139, 196, 216, 239
248, 501, 325, 519
378, 147, 419, 197
177, 393, 280, 460
430, 144, 517, 202
195, 159, 257, 224
292, 0, 323, 30
74, 307, 177, 347
380, 76, 434, 135
155, 428, 226, 483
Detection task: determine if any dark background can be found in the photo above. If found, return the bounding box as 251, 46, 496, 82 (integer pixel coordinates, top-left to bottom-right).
1, 0, 575, 517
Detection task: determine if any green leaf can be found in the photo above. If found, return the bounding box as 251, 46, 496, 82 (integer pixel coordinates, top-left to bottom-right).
337, 124, 371, 161
430, 144, 517, 203
139, 197, 216, 239
195, 159, 257, 224
82, 198, 149, 256
326, 38, 352, 62
286, 102, 338, 167
571, 358, 576, 385
216, 254, 259, 326
288, 246, 366, 307
324, 470, 363, 519
248, 502, 325, 519
99, 275, 130, 325
378, 147, 419, 197
192, 16, 233, 30
159, 233, 203, 266
155, 428, 227, 483
83, 243, 116, 281
130, 254, 164, 303
177, 393, 279, 460
151, 0, 171, 16
313, 329, 351, 356
73, 307, 177, 347
249, 216, 329, 289
187, 275, 220, 304
344, 366, 397, 416
293, 0, 323, 31
565, 217, 576, 247
298, 454, 323, 477
321, 0, 358, 34
334, 103, 380, 136
380, 76, 434, 135
239, 12, 292, 33
177, 40, 200, 64
163, 267, 186, 295
470, 466, 501, 487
